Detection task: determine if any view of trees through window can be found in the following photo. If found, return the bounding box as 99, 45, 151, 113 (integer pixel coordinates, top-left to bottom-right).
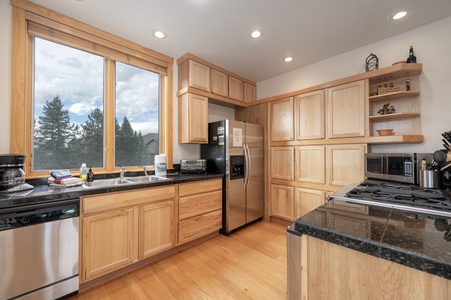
32, 38, 160, 171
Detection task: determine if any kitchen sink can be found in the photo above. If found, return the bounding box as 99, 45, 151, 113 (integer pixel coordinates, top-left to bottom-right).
86, 178, 132, 187
124, 175, 170, 183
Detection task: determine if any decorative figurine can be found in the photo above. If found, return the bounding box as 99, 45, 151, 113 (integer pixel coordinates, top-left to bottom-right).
378, 103, 396, 115
365, 53, 379, 72
406, 46, 417, 63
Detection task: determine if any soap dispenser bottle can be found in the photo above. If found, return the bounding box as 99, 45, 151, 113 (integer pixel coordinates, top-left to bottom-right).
87, 167, 94, 183
79, 163, 88, 182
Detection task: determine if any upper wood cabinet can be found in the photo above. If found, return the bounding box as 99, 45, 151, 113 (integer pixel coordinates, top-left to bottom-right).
177, 54, 256, 108
188, 60, 210, 92
211, 69, 228, 97
178, 93, 208, 144
229, 76, 244, 101
244, 82, 256, 103
295, 188, 325, 218
295, 90, 325, 140
326, 80, 368, 138
271, 97, 294, 141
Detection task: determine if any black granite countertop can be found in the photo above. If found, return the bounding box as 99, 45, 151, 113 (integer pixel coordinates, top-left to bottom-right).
0, 173, 224, 210
288, 200, 451, 280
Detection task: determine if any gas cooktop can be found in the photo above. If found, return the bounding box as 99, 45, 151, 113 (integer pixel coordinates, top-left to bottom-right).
330, 179, 451, 218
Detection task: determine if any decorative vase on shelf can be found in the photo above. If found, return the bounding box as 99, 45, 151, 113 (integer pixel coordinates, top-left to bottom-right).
406, 46, 417, 63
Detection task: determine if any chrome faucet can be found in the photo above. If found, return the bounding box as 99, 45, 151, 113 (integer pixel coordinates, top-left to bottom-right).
143, 166, 148, 176
120, 167, 125, 179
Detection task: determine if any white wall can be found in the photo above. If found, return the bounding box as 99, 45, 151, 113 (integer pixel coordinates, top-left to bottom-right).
0, 0, 11, 153
257, 16, 451, 154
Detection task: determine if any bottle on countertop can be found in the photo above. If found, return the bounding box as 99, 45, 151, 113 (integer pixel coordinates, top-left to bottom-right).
87, 167, 94, 183
79, 163, 88, 182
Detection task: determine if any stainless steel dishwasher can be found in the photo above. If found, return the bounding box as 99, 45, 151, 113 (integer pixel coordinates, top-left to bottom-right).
0, 199, 79, 299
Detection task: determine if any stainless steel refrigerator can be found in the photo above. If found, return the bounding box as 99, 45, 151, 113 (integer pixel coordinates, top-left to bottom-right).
201, 120, 264, 234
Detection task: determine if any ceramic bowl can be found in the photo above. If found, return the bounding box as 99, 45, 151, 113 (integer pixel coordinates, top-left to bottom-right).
376, 129, 394, 136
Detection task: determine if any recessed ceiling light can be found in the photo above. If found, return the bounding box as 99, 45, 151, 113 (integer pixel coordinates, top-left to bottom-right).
284, 56, 293, 62
251, 30, 262, 39
389, 10, 411, 21
152, 29, 167, 39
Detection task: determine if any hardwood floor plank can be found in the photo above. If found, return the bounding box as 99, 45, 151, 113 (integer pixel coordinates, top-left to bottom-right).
73, 221, 287, 300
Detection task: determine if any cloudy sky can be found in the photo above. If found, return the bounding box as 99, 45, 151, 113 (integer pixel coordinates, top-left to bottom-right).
34, 37, 160, 135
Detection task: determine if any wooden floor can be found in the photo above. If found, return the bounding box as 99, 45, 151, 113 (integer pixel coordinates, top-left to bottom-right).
73, 221, 288, 300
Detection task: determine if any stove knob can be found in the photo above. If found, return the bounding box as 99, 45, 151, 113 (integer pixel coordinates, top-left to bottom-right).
0, 219, 4, 225
10, 218, 16, 224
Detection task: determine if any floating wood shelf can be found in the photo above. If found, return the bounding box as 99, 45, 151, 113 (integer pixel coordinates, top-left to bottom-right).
369, 91, 420, 102
369, 112, 420, 121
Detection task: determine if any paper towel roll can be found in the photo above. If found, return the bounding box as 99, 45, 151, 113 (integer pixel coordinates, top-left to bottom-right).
155, 154, 167, 176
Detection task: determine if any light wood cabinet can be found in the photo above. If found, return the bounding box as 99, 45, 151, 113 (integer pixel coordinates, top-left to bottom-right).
327, 144, 366, 186
271, 97, 294, 141
188, 60, 210, 92
178, 178, 223, 244
295, 90, 325, 140
302, 236, 451, 300
244, 82, 256, 103
270, 184, 295, 221
295, 146, 325, 184
271, 146, 294, 180
138, 200, 175, 259
295, 188, 325, 218
82, 208, 134, 281
229, 76, 244, 101
178, 93, 208, 144
81, 185, 176, 282
326, 80, 368, 138
211, 68, 228, 97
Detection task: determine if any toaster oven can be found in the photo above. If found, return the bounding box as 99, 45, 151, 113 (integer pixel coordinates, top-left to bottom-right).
180, 159, 207, 174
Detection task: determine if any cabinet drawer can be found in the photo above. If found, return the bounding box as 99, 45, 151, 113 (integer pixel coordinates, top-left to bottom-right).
82, 185, 176, 215
179, 190, 222, 220
178, 178, 222, 197
178, 210, 222, 244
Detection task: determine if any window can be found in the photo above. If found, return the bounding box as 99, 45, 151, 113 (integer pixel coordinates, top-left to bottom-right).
10, 0, 173, 177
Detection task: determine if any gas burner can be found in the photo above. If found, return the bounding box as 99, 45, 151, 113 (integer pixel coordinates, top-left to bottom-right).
334, 179, 451, 218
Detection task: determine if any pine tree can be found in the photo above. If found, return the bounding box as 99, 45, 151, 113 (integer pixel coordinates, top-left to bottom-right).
80, 107, 104, 167
34, 96, 77, 170
115, 116, 144, 166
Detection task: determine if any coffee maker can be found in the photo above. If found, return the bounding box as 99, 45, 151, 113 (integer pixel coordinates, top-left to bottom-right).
0, 154, 30, 191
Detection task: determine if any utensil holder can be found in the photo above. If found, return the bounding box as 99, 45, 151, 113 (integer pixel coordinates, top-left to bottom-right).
419, 170, 442, 189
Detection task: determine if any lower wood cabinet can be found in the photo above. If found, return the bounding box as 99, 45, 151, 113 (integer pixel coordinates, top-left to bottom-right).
80, 185, 176, 282
138, 200, 175, 259
178, 178, 223, 244
295, 188, 325, 218
82, 208, 134, 282
270, 184, 295, 221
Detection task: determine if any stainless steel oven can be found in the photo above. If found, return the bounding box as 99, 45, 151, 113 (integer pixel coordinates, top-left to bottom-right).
0, 199, 79, 299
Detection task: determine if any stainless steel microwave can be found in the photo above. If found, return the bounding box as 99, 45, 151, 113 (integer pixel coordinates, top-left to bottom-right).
365, 153, 433, 184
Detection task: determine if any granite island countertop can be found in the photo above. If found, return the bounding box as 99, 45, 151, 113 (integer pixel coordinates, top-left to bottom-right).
288, 199, 451, 280
0, 173, 224, 209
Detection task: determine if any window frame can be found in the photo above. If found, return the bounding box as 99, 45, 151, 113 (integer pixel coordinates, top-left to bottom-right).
10, 0, 173, 178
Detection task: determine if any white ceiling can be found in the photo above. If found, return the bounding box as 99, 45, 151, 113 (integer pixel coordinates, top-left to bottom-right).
28, 0, 451, 83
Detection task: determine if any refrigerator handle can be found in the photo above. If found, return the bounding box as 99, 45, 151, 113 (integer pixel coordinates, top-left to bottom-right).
244, 143, 251, 188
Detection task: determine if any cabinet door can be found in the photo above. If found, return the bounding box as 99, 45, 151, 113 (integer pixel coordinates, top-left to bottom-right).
244, 82, 256, 103
271, 146, 295, 180
295, 188, 325, 218
270, 184, 295, 221
189, 60, 210, 92
327, 144, 366, 186
271, 97, 294, 141
178, 210, 222, 244
211, 69, 228, 97
295, 146, 325, 184
139, 200, 175, 259
178, 93, 208, 144
229, 76, 244, 101
295, 90, 325, 140
82, 208, 134, 281
326, 80, 367, 138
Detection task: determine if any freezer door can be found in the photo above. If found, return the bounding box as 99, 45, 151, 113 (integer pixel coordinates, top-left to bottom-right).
225, 120, 246, 231
245, 122, 264, 222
